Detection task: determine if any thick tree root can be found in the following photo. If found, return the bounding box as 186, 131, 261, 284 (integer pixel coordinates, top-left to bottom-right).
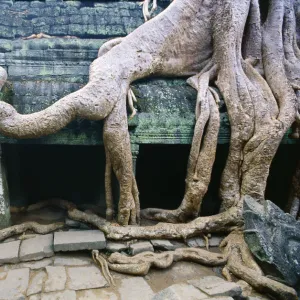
103, 248, 225, 276
220, 231, 298, 300
0, 222, 64, 242
92, 250, 115, 286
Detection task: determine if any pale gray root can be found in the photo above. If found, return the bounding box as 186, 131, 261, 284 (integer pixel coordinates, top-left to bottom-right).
0, 222, 64, 242
103, 247, 225, 275
220, 231, 298, 300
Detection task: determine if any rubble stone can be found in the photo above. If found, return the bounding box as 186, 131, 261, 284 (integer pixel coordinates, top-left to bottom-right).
151, 239, 176, 251
26, 270, 47, 296
129, 241, 154, 255
44, 266, 66, 292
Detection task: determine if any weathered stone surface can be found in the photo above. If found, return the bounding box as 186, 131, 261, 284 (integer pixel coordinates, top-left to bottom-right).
0, 268, 29, 300
209, 234, 225, 247
118, 277, 155, 300
54, 230, 106, 252
0, 272, 7, 280
152, 283, 208, 300
106, 241, 128, 252
44, 266, 66, 292
53, 254, 91, 266
0, 240, 20, 264
26, 270, 47, 296
186, 237, 206, 248
41, 290, 76, 300
129, 241, 154, 255
243, 196, 300, 287
28, 295, 41, 300
19, 234, 54, 262
66, 265, 108, 290
188, 276, 242, 298
65, 217, 90, 229
151, 239, 176, 251
4, 258, 53, 271
76, 289, 118, 300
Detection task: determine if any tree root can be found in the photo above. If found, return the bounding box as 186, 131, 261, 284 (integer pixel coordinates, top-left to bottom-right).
0, 222, 64, 242
92, 250, 115, 286
220, 231, 298, 300
102, 247, 225, 276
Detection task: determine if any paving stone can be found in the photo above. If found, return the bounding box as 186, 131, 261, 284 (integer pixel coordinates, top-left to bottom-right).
0, 268, 30, 300
0, 240, 21, 264
19, 234, 54, 262
27, 270, 47, 296
186, 237, 206, 248
209, 234, 225, 247
188, 276, 242, 298
0, 271, 7, 280
106, 241, 128, 252
44, 266, 66, 292
119, 277, 155, 300
129, 241, 154, 255
53, 254, 91, 266
54, 230, 106, 252
41, 290, 76, 300
76, 289, 118, 300
66, 265, 108, 290
4, 258, 53, 271
152, 283, 208, 300
151, 239, 176, 251
28, 295, 41, 300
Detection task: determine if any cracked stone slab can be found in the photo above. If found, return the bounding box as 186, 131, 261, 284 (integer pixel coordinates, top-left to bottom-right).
44, 266, 66, 292
0, 268, 29, 300
66, 265, 108, 290
152, 283, 208, 300
53, 254, 91, 266
19, 234, 54, 262
151, 239, 176, 251
106, 241, 128, 252
129, 241, 154, 255
0, 240, 20, 264
27, 270, 47, 296
4, 258, 53, 271
54, 230, 106, 252
41, 290, 76, 300
119, 277, 155, 300
188, 276, 242, 298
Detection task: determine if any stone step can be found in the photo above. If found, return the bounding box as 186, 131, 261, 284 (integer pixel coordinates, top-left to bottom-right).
53, 230, 106, 252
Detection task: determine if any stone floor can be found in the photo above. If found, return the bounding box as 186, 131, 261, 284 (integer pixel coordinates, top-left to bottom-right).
0, 253, 271, 300
0, 206, 272, 300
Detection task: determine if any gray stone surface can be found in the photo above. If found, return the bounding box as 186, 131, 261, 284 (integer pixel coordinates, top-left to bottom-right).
19, 234, 54, 262
106, 241, 128, 252
152, 283, 208, 300
0, 240, 20, 264
44, 266, 66, 292
119, 277, 155, 300
76, 289, 118, 300
66, 265, 108, 290
53, 254, 91, 266
129, 241, 154, 255
243, 196, 300, 287
188, 276, 242, 298
0, 268, 29, 300
4, 258, 53, 271
151, 239, 176, 251
65, 217, 90, 229
41, 290, 76, 300
186, 237, 206, 248
26, 270, 47, 296
209, 235, 225, 247
54, 230, 106, 252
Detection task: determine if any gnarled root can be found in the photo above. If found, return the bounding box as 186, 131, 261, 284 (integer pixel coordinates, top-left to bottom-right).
0, 221, 64, 242
142, 67, 220, 223
103, 247, 225, 276
220, 231, 298, 300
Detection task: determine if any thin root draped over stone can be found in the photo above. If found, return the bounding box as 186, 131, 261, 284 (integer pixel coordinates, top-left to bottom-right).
220, 231, 298, 300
